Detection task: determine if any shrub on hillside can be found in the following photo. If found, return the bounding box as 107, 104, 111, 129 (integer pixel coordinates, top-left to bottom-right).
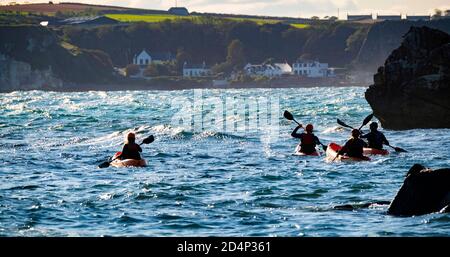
125, 64, 140, 77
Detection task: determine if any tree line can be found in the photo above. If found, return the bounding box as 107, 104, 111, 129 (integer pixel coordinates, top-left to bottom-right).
63, 18, 369, 75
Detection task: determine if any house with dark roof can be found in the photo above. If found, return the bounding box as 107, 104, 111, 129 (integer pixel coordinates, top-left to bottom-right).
132, 50, 175, 66
168, 7, 189, 16
183, 62, 211, 77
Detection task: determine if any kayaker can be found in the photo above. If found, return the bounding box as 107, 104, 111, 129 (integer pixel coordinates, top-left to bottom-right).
117, 132, 142, 160
338, 129, 368, 158
361, 122, 389, 150
291, 124, 323, 155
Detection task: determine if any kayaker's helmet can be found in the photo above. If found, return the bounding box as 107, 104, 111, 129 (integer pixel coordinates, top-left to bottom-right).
126, 132, 136, 143
370, 122, 378, 131
351, 129, 360, 138
305, 124, 314, 133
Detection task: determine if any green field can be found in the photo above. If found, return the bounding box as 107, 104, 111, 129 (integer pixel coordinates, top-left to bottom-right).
289, 23, 310, 29
105, 14, 310, 28
105, 14, 195, 22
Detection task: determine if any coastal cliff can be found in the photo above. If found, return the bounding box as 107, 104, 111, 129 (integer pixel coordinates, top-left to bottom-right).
0, 26, 114, 91
353, 19, 450, 72
365, 26, 450, 129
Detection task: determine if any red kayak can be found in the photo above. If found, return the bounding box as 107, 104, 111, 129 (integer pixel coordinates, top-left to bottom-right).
326, 143, 371, 162
110, 152, 147, 168
363, 148, 389, 155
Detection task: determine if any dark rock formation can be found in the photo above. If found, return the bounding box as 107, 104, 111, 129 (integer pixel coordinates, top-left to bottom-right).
387, 164, 450, 216
365, 26, 450, 129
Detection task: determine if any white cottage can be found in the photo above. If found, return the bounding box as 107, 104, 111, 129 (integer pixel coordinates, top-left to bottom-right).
183, 62, 211, 77
133, 49, 175, 66
133, 50, 152, 66
292, 60, 335, 78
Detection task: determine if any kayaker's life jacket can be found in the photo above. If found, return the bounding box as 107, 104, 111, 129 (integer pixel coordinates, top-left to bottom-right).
342, 138, 367, 158
299, 133, 317, 154
362, 131, 388, 150
121, 143, 142, 160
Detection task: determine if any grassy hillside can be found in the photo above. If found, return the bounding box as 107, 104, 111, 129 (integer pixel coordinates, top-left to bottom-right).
105, 14, 194, 23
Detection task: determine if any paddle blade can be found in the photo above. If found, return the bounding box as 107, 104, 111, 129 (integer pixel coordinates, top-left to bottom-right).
360, 113, 374, 128
98, 161, 110, 168
394, 147, 407, 153
283, 110, 294, 121
142, 135, 155, 144
337, 119, 354, 129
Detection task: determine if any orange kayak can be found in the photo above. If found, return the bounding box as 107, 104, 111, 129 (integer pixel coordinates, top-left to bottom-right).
110, 152, 147, 168
363, 148, 389, 155
326, 143, 371, 162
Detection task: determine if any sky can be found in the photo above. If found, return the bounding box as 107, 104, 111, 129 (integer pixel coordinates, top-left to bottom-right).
8, 1, 450, 19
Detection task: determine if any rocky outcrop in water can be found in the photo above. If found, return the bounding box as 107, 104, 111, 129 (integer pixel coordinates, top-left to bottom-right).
388, 164, 450, 216
365, 26, 450, 129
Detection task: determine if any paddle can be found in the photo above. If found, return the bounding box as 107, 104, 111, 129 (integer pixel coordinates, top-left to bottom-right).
283, 110, 301, 127
336, 115, 407, 153
98, 135, 155, 168
337, 113, 374, 131
386, 144, 408, 153
283, 110, 327, 151
332, 114, 373, 161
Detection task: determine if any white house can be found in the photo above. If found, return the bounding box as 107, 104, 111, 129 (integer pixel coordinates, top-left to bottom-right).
292, 60, 335, 78
133, 50, 174, 66
244, 62, 292, 77
183, 62, 211, 77
133, 50, 151, 66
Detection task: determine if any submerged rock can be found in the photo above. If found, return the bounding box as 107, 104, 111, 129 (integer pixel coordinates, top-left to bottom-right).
365, 26, 450, 129
388, 164, 450, 216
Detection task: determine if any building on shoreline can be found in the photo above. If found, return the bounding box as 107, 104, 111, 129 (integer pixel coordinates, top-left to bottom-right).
183, 62, 211, 77
132, 50, 175, 66
292, 60, 335, 78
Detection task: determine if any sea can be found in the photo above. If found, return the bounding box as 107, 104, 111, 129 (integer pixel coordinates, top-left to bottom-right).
1, 87, 449, 236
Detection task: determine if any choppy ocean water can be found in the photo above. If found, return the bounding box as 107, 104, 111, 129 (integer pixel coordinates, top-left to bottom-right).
0, 87, 449, 236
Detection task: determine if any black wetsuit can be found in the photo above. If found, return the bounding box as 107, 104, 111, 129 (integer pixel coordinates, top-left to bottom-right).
339, 138, 368, 158
291, 126, 322, 154
120, 143, 142, 160
361, 131, 389, 150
